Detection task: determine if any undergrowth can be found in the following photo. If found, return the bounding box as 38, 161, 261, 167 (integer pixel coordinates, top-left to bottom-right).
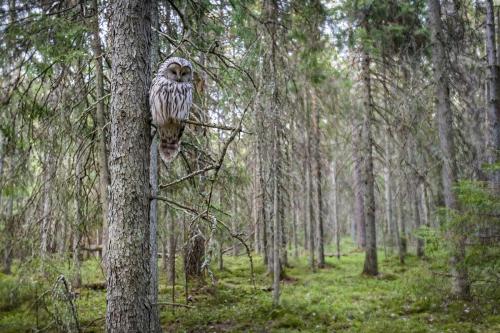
0, 240, 499, 332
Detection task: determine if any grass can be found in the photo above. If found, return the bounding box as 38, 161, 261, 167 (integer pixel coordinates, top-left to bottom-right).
1, 240, 499, 332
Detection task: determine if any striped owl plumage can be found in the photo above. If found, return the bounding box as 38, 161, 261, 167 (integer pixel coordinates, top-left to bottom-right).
150, 57, 193, 163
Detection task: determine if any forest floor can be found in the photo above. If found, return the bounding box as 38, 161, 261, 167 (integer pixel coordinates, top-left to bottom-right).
1, 240, 499, 332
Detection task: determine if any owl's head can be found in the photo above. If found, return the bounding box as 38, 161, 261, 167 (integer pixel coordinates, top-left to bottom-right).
159, 57, 193, 83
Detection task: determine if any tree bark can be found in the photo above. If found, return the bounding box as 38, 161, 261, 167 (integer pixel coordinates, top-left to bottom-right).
148, 1, 160, 330
252, 157, 261, 254
2, 149, 14, 274
485, 0, 500, 190
91, 0, 111, 261
291, 169, 299, 258
73, 148, 84, 288
40, 136, 54, 259
218, 190, 224, 271
303, 157, 309, 252
331, 160, 341, 260
412, 179, 424, 258
256, 106, 268, 264
395, 139, 407, 262
166, 208, 176, 284
312, 91, 325, 268
105, 0, 156, 331
351, 123, 366, 249
428, 0, 470, 300
272, 143, 281, 305
408, 140, 424, 258
383, 126, 395, 254
232, 190, 239, 256
0, 134, 4, 211
306, 124, 316, 271
360, 40, 378, 276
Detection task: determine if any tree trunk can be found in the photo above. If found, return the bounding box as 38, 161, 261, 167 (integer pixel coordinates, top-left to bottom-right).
185, 229, 204, 279
148, 1, 160, 330
428, 0, 470, 300
232, 190, 239, 256
73, 148, 84, 288
166, 208, 176, 284
361, 41, 378, 276
105, 0, 156, 331
2, 153, 14, 274
257, 114, 268, 264
291, 177, 299, 259
497, 6, 500, 67
351, 123, 366, 249
486, 0, 500, 190
303, 158, 309, 252
312, 91, 325, 268
408, 140, 424, 258
395, 140, 407, 262
91, 0, 111, 261
383, 126, 394, 254
162, 233, 168, 274
332, 160, 341, 259
218, 191, 224, 271
271, 140, 281, 305
306, 127, 316, 271
218, 229, 224, 271
412, 180, 424, 258
40, 141, 54, 259
252, 158, 261, 254
0, 121, 4, 211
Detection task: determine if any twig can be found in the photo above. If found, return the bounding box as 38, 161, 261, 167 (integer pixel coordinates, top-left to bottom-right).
153, 196, 212, 219
159, 164, 217, 189
53, 275, 81, 333
184, 118, 252, 134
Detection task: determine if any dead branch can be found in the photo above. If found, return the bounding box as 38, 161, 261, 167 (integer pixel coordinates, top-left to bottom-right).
184, 118, 252, 134
159, 164, 217, 189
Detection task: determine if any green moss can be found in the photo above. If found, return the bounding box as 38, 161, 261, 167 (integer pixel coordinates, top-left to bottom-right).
1, 242, 499, 332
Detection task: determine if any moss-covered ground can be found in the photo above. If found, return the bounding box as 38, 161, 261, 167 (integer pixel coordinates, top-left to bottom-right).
1, 240, 499, 332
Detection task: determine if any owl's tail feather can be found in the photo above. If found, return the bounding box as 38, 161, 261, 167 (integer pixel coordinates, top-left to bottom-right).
158, 118, 185, 164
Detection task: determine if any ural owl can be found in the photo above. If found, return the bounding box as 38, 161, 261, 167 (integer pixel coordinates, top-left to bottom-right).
150, 57, 193, 163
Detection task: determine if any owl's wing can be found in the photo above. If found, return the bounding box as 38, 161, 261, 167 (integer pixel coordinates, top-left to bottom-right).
150, 78, 169, 126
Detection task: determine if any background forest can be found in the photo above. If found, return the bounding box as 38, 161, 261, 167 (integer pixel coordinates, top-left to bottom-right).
0, 0, 499, 332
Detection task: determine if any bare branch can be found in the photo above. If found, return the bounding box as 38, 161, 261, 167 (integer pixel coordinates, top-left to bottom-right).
184, 118, 252, 134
